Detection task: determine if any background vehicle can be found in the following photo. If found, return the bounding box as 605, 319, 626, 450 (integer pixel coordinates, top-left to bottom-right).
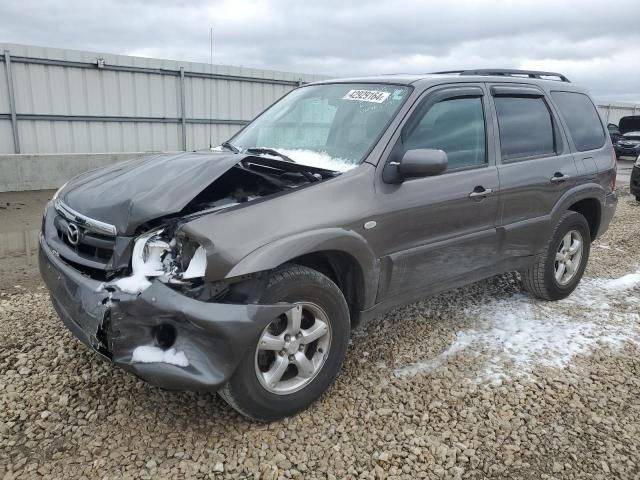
608, 123, 622, 144
614, 116, 640, 161
40, 69, 617, 421
631, 156, 640, 200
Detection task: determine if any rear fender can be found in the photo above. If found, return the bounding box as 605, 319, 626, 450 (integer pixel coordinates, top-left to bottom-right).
550, 183, 605, 222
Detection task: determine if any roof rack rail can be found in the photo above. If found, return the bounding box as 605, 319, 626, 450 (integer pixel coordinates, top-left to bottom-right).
431, 69, 570, 83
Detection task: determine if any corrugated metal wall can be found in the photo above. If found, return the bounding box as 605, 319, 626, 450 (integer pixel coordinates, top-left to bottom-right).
0, 43, 327, 155
2, 43, 638, 156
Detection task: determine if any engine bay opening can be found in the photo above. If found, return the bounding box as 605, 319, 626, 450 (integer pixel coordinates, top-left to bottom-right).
181, 159, 337, 216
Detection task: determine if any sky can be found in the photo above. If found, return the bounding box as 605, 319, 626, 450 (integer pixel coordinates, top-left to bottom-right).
1, 0, 638, 102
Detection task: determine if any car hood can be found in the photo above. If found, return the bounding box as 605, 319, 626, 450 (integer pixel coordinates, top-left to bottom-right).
621, 131, 640, 140
619, 116, 640, 135
61, 151, 250, 235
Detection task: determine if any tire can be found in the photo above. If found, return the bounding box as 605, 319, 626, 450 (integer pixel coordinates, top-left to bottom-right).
520, 211, 591, 301
219, 264, 350, 421
636, 195, 640, 202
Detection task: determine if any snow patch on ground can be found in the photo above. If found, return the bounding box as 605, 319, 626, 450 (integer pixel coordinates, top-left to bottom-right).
602, 272, 640, 290
396, 271, 640, 381
131, 346, 189, 367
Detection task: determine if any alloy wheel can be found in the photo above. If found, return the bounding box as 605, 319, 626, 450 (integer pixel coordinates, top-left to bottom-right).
554, 229, 584, 286
254, 302, 332, 395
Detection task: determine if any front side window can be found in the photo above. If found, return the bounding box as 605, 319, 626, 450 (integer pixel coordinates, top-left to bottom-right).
404, 97, 487, 170
494, 96, 555, 161
551, 91, 605, 152
231, 83, 411, 171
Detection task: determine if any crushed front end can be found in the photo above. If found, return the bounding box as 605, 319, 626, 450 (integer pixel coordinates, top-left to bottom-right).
39, 200, 292, 391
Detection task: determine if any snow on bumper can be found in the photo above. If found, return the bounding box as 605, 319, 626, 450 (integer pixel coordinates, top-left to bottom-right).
39, 234, 292, 391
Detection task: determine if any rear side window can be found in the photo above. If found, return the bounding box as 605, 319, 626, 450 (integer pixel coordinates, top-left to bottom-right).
494, 96, 555, 161
551, 91, 605, 151
404, 97, 486, 170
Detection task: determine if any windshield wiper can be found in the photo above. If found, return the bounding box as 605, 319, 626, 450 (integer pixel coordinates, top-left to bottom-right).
245, 147, 296, 163
220, 141, 240, 153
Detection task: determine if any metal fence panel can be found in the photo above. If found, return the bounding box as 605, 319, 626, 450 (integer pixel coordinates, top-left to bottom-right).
0, 43, 326, 155
0, 120, 14, 154
0, 61, 10, 113
597, 103, 640, 126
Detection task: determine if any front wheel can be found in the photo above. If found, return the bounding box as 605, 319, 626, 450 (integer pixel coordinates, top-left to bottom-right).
219, 265, 350, 421
520, 211, 591, 301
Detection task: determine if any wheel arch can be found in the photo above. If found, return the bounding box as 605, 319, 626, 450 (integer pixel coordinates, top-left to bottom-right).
283, 250, 368, 325
567, 197, 601, 240
225, 228, 379, 315
551, 183, 605, 240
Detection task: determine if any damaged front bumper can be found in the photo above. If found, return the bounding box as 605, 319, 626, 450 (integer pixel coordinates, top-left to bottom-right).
39, 234, 291, 391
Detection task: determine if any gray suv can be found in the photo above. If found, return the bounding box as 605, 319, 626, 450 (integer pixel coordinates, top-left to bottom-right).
40, 69, 617, 421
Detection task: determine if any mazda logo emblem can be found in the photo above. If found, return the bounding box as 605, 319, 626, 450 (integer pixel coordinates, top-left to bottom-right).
67, 223, 81, 246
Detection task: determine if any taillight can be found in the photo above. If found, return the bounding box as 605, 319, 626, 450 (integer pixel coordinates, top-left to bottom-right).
611, 146, 617, 191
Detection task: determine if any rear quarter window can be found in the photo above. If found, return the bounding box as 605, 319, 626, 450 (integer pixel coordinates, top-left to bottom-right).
551, 91, 605, 152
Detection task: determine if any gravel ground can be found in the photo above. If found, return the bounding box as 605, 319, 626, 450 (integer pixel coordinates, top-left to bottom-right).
1, 191, 639, 479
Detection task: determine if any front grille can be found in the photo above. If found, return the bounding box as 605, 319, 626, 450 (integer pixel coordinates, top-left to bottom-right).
617, 147, 638, 155
49, 201, 119, 278
54, 216, 115, 261
57, 254, 117, 282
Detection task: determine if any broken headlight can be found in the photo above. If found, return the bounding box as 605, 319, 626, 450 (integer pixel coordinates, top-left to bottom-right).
106, 229, 208, 294
174, 235, 207, 280
131, 229, 207, 283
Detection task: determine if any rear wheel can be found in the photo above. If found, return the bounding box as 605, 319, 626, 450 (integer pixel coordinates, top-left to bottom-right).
219, 265, 350, 421
520, 211, 591, 300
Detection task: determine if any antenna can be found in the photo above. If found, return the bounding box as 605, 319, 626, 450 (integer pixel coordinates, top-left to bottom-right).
209, 27, 214, 150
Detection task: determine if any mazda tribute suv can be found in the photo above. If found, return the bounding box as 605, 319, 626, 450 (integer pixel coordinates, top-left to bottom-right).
40, 69, 617, 421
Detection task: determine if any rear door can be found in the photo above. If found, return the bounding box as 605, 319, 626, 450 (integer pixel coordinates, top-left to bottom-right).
370, 85, 500, 301
549, 91, 612, 193
488, 84, 578, 258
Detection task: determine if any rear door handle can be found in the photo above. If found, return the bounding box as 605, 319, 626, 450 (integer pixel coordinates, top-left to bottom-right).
468, 186, 493, 199
550, 172, 570, 183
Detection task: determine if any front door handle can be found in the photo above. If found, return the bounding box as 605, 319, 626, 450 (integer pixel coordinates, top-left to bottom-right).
550, 172, 570, 183
468, 186, 493, 200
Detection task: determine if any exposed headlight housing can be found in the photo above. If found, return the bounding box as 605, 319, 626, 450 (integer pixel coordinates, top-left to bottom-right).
133, 229, 207, 281
106, 228, 208, 294
174, 235, 207, 280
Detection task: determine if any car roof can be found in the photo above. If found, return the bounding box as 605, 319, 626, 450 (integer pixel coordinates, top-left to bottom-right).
310, 73, 589, 94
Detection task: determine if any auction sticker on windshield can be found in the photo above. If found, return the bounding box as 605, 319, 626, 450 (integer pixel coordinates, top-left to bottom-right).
343, 90, 390, 103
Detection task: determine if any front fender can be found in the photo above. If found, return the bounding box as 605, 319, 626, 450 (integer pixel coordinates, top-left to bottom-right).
225, 228, 379, 309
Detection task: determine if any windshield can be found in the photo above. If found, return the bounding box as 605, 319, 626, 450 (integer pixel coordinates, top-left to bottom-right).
229, 83, 411, 171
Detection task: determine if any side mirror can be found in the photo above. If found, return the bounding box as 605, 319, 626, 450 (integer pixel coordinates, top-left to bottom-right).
398, 149, 447, 179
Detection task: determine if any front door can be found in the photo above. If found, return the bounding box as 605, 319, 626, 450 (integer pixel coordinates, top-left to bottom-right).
370, 85, 500, 302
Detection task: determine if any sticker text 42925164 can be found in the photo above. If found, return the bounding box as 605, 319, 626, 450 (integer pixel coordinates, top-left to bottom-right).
342, 90, 390, 103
